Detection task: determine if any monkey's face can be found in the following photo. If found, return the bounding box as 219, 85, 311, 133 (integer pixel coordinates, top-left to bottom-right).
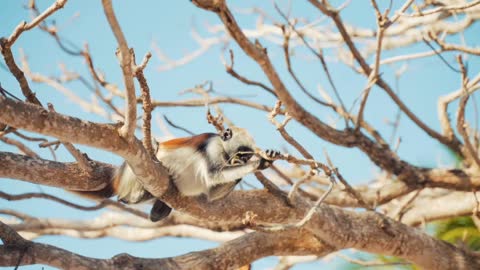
221, 126, 257, 165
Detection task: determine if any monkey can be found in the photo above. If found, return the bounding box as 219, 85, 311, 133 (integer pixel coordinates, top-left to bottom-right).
78, 127, 279, 222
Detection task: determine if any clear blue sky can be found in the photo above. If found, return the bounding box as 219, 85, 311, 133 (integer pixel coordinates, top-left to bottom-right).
1, 0, 479, 269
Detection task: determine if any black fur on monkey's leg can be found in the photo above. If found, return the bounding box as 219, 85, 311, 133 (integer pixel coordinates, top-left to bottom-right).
150, 200, 172, 222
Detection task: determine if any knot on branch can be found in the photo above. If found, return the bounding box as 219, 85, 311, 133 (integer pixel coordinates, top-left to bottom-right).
0, 37, 8, 51
242, 211, 258, 227
206, 109, 225, 133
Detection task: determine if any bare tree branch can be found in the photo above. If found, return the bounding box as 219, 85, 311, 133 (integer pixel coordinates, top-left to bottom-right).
0, 96, 169, 197
0, 151, 112, 191
0, 223, 329, 270
3, 144, 480, 269
101, 0, 136, 140
132, 50, 155, 156
0, 191, 148, 220
308, 0, 463, 156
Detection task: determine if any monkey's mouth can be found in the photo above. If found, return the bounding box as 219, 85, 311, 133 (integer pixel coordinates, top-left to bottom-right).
238, 153, 253, 163
230, 152, 254, 165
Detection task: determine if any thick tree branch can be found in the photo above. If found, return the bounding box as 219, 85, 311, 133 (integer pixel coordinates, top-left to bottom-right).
401, 191, 480, 226
2, 2, 480, 268
0, 152, 112, 191
307, 0, 463, 156
189, 0, 458, 191
3, 147, 480, 269
0, 96, 169, 197
0, 224, 329, 270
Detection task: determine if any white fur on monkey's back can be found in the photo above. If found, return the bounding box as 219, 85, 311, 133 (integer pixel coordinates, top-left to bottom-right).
115, 127, 261, 204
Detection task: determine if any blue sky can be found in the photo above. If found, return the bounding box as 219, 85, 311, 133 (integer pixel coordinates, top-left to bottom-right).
1, 0, 479, 269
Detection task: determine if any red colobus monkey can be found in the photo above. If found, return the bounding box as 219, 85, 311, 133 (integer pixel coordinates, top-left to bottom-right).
81, 127, 278, 221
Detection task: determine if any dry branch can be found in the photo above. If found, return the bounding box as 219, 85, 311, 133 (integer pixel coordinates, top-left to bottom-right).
2, 1, 480, 269
3, 93, 480, 268
0, 96, 169, 197
0, 191, 148, 220
0, 223, 329, 270
101, 0, 136, 140
308, 0, 463, 157
0, 152, 112, 191
190, 0, 434, 193
132, 50, 155, 156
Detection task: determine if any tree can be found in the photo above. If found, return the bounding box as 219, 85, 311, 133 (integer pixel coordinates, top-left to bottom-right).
1, 0, 480, 269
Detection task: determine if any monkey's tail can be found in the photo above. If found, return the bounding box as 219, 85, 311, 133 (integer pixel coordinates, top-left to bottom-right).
73, 163, 150, 202
71, 162, 124, 200
73, 162, 172, 222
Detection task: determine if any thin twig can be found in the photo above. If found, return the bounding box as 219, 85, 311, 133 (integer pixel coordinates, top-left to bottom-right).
0, 42, 41, 106
152, 96, 274, 112
438, 73, 480, 140
101, 0, 136, 140
456, 56, 480, 168
423, 35, 461, 73
308, 0, 463, 156
83, 43, 123, 96
0, 136, 39, 158
281, 26, 333, 109
0, 191, 149, 220
269, 101, 313, 160
403, 0, 480, 17
5, 0, 67, 47
224, 50, 276, 97
430, 32, 480, 56
274, 2, 347, 118
391, 189, 422, 221
47, 103, 93, 173
337, 253, 411, 267
132, 50, 155, 156
324, 150, 372, 210
355, 3, 386, 132
163, 115, 195, 135
287, 169, 316, 204
244, 176, 335, 232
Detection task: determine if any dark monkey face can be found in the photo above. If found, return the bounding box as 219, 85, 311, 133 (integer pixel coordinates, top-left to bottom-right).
237, 150, 253, 163
230, 146, 254, 165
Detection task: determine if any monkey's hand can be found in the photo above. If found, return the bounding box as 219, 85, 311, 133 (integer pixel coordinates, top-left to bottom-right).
257, 149, 280, 170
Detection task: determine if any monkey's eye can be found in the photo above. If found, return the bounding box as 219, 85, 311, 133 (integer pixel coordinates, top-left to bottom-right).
221, 128, 233, 141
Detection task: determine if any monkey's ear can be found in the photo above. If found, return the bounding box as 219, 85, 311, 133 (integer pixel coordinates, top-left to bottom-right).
221, 128, 233, 141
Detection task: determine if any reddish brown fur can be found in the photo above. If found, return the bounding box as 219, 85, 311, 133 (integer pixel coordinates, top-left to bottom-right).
74, 134, 215, 200
159, 133, 214, 149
